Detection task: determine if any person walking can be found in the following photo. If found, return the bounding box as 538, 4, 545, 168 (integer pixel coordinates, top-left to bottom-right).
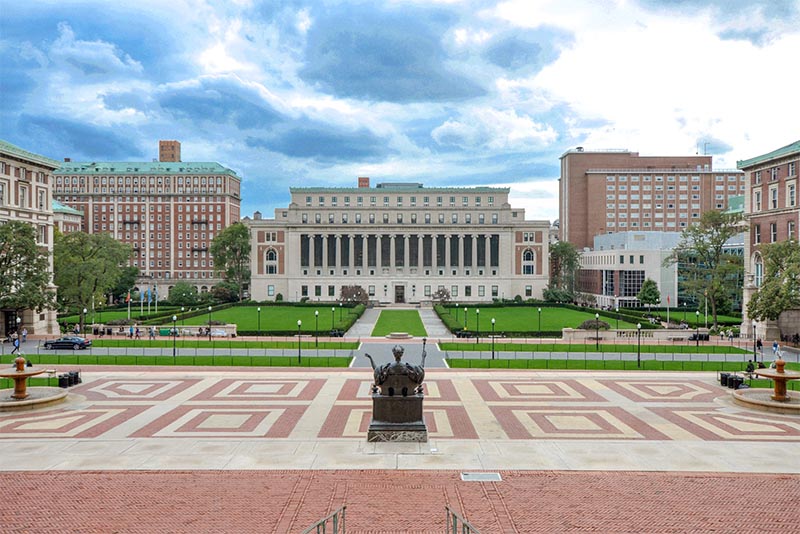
772, 340, 778, 355
10, 332, 19, 355
21, 327, 27, 343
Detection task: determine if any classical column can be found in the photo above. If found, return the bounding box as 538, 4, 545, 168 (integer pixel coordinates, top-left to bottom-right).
348, 234, 355, 271
417, 235, 423, 269
390, 234, 396, 270
333, 234, 340, 269
310, 234, 317, 268
485, 234, 492, 268
322, 234, 329, 271
444, 235, 451, 269
458, 234, 464, 270
471, 235, 477, 269
403, 234, 410, 269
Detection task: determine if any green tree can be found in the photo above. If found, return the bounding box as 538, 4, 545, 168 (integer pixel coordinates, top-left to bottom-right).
548, 241, 580, 302
111, 266, 140, 303
210, 222, 251, 302
168, 282, 199, 306
211, 281, 240, 303
747, 239, 800, 321
54, 232, 132, 325
0, 221, 55, 313
637, 278, 661, 314
666, 210, 743, 328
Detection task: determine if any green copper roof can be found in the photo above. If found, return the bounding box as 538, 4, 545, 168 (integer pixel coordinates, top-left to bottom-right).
723, 195, 744, 214
0, 139, 60, 168
54, 160, 241, 178
737, 140, 800, 169
53, 200, 84, 216
290, 185, 510, 193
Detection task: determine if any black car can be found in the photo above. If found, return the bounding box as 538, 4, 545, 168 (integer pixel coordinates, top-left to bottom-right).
43, 336, 92, 350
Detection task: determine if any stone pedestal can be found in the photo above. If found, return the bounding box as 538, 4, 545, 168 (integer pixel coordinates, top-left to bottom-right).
368, 395, 427, 442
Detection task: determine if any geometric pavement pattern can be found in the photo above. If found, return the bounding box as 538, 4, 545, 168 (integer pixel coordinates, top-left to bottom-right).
1, 373, 799, 442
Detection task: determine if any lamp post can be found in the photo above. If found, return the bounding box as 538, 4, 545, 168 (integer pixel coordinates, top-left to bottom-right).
455, 303, 459, 323
207, 306, 212, 341
595, 312, 600, 350
695, 310, 700, 348
16, 317, 21, 342
314, 310, 319, 347
615, 306, 619, 330
257, 307, 261, 339
331, 306, 335, 333
82, 308, 87, 335
172, 315, 177, 360
682, 302, 686, 324
752, 319, 757, 362
491, 318, 496, 360
537, 307, 542, 339
476, 309, 480, 344
339, 302, 343, 321
464, 307, 468, 331
704, 290, 708, 329
181, 306, 185, 327
636, 323, 642, 368
297, 320, 302, 364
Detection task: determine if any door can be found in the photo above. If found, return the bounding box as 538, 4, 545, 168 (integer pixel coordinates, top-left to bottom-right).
394, 285, 405, 304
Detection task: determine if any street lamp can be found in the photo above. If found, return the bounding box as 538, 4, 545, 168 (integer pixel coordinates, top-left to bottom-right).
315, 310, 319, 347
595, 312, 600, 350
207, 306, 212, 341
455, 303, 459, 323
491, 318, 496, 360
752, 319, 757, 362
82, 307, 87, 335
331, 307, 335, 333
297, 319, 302, 364
537, 307, 542, 339
682, 302, 686, 324
181, 306, 185, 327
257, 307, 262, 339
615, 306, 619, 330
339, 302, 343, 321
464, 307, 468, 331
636, 323, 642, 368
695, 310, 700, 348
172, 315, 177, 360
476, 309, 480, 344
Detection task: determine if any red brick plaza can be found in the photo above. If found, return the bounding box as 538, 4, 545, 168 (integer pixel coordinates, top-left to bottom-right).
1, 367, 799, 532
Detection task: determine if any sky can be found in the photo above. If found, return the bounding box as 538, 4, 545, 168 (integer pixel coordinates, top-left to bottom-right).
2, 0, 799, 223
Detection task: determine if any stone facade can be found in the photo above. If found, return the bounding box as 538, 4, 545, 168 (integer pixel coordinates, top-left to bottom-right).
247, 179, 550, 304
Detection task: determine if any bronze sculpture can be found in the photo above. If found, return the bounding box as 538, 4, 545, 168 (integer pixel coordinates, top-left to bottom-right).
364, 339, 426, 396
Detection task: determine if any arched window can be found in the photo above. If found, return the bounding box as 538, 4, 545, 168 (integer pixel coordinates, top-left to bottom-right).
266, 250, 277, 261
753, 252, 763, 288
523, 250, 534, 262
522, 248, 536, 275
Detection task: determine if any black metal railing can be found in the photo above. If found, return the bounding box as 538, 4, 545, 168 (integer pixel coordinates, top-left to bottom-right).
446, 505, 480, 533
301, 505, 346, 533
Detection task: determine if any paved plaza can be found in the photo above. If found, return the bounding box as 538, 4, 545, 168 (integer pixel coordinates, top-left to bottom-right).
1, 362, 799, 532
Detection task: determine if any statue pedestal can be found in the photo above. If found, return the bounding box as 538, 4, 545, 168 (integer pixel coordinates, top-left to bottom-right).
368, 394, 428, 442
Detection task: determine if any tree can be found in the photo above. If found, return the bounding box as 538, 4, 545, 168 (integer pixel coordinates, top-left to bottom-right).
0, 221, 55, 312
210, 222, 251, 302
666, 210, 743, 329
111, 266, 140, 303
431, 288, 451, 304
748, 239, 800, 321
54, 232, 132, 319
168, 282, 199, 306
637, 278, 661, 314
211, 281, 239, 303
549, 241, 580, 301
338, 285, 368, 305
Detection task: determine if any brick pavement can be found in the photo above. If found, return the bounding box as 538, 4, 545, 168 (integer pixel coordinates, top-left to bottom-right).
1, 470, 798, 533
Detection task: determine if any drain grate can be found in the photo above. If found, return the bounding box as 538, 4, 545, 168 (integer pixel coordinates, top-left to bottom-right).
460, 472, 502, 482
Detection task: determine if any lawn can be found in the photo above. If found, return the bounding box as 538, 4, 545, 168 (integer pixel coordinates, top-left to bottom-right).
440, 341, 750, 354
173, 305, 354, 332
440, 306, 642, 334
89, 339, 358, 350
371, 310, 427, 337
60, 307, 180, 324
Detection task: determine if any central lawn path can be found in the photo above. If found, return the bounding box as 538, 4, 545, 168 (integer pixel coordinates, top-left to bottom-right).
371, 310, 427, 337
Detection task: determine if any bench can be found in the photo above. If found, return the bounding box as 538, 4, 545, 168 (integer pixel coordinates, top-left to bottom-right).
386, 332, 412, 339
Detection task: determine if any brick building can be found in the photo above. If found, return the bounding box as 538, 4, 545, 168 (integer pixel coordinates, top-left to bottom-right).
738, 140, 800, 341
559, 148, 745, 249
53, 141, 242, 298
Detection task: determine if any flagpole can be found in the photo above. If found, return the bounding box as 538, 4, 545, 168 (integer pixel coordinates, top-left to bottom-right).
666, 295, 670, 327
127, 291, 131, 320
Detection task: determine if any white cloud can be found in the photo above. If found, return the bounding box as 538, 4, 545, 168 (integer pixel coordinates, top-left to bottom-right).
432, 107, 557, 150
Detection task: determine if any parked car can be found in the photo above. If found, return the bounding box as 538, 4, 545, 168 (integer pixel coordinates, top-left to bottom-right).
209, 329, 228, 337
688, 333, 710, 341
43, 336, 92, 350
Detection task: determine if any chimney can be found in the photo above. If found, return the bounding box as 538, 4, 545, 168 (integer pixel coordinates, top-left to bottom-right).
358, 176, 370, 188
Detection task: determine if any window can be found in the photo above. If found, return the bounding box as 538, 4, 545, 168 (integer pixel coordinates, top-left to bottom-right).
770, 187, 778, 209
478, 286, 485, 297
754, 191, 762, 211
301, 285, 308, 297
491, 285, 498, 297
788, 184, 796, 207
771, 167, 779, 181
753, 224, 761, 244
451, 285, 458, 297
770, 223, 777, 242
789, 220, 796, 239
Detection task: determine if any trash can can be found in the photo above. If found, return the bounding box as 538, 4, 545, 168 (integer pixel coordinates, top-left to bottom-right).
58, 375, 69, 388
720, 373, 729, 387
69, 370, 81, 385
728, 376, 742, 389
105, 327, 113, 336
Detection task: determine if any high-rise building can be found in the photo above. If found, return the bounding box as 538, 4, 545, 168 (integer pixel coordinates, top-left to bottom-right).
559, 148, 745, 249
53, 141, 242, 298
0, 140, 60, 335
159, 140, 181, 162
738, 140, 800, 340
246, 178, 550, 304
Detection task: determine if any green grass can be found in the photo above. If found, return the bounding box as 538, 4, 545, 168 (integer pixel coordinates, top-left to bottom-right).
180, 305, 352, 332
4, 354, 352, 370
60, 307, 180, 324
88, 339, 358, 349
440, 306, 641, 333
440, 342, 750, 354
371, 310, 427, 337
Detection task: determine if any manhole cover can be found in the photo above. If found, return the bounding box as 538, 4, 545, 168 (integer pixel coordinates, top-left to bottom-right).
460, 472, 502, 482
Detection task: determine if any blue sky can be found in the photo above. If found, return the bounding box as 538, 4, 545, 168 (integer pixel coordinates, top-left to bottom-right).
1, 0, 798, 222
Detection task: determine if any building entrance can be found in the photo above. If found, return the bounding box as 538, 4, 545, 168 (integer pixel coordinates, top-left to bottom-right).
394, 285, 405, 304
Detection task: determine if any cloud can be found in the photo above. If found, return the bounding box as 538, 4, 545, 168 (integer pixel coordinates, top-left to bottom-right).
247, 125, 391, 161
15, 114, 144, 160
157, 76, 284, 129
432, 108, 558, 151
299, 4, 485, 102
49, 22, 143, 76
483, 27, 574, 73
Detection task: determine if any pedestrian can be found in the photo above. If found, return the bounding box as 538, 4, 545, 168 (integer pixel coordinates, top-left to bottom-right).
149, 326, 155, 340
772, 340, 778, 355
21, 327, 27, 343
10, 332, 19, 354
757, 338, 763, 355
135, 327, 141, 340
129, 325, 134, 338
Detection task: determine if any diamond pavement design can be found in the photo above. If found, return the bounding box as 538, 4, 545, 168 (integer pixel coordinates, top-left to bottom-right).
0, 405, 149, 439
130, 404, 309, 438
472, 378, 606, 402
489, 405, 671, 440
599, 379, 721, 403
335, 378, 460, 401
189, 378, 325, 402
72, 378, 203, 401
649, 407, 800, 441
318, 405, 478, 439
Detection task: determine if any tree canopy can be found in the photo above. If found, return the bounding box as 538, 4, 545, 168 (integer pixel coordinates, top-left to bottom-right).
637, 278, 661, 312
168, 281, 200, 306
54, 231, 132, 313
747, 239, 800, 321
210, 222, 251, 302
666, 210, 743, 328
0, 221, 55, 312
548, 241, 580, 302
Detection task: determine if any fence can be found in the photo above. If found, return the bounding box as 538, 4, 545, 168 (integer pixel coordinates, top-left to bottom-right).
445, 505, 480, 534
301, 506, 346, 534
